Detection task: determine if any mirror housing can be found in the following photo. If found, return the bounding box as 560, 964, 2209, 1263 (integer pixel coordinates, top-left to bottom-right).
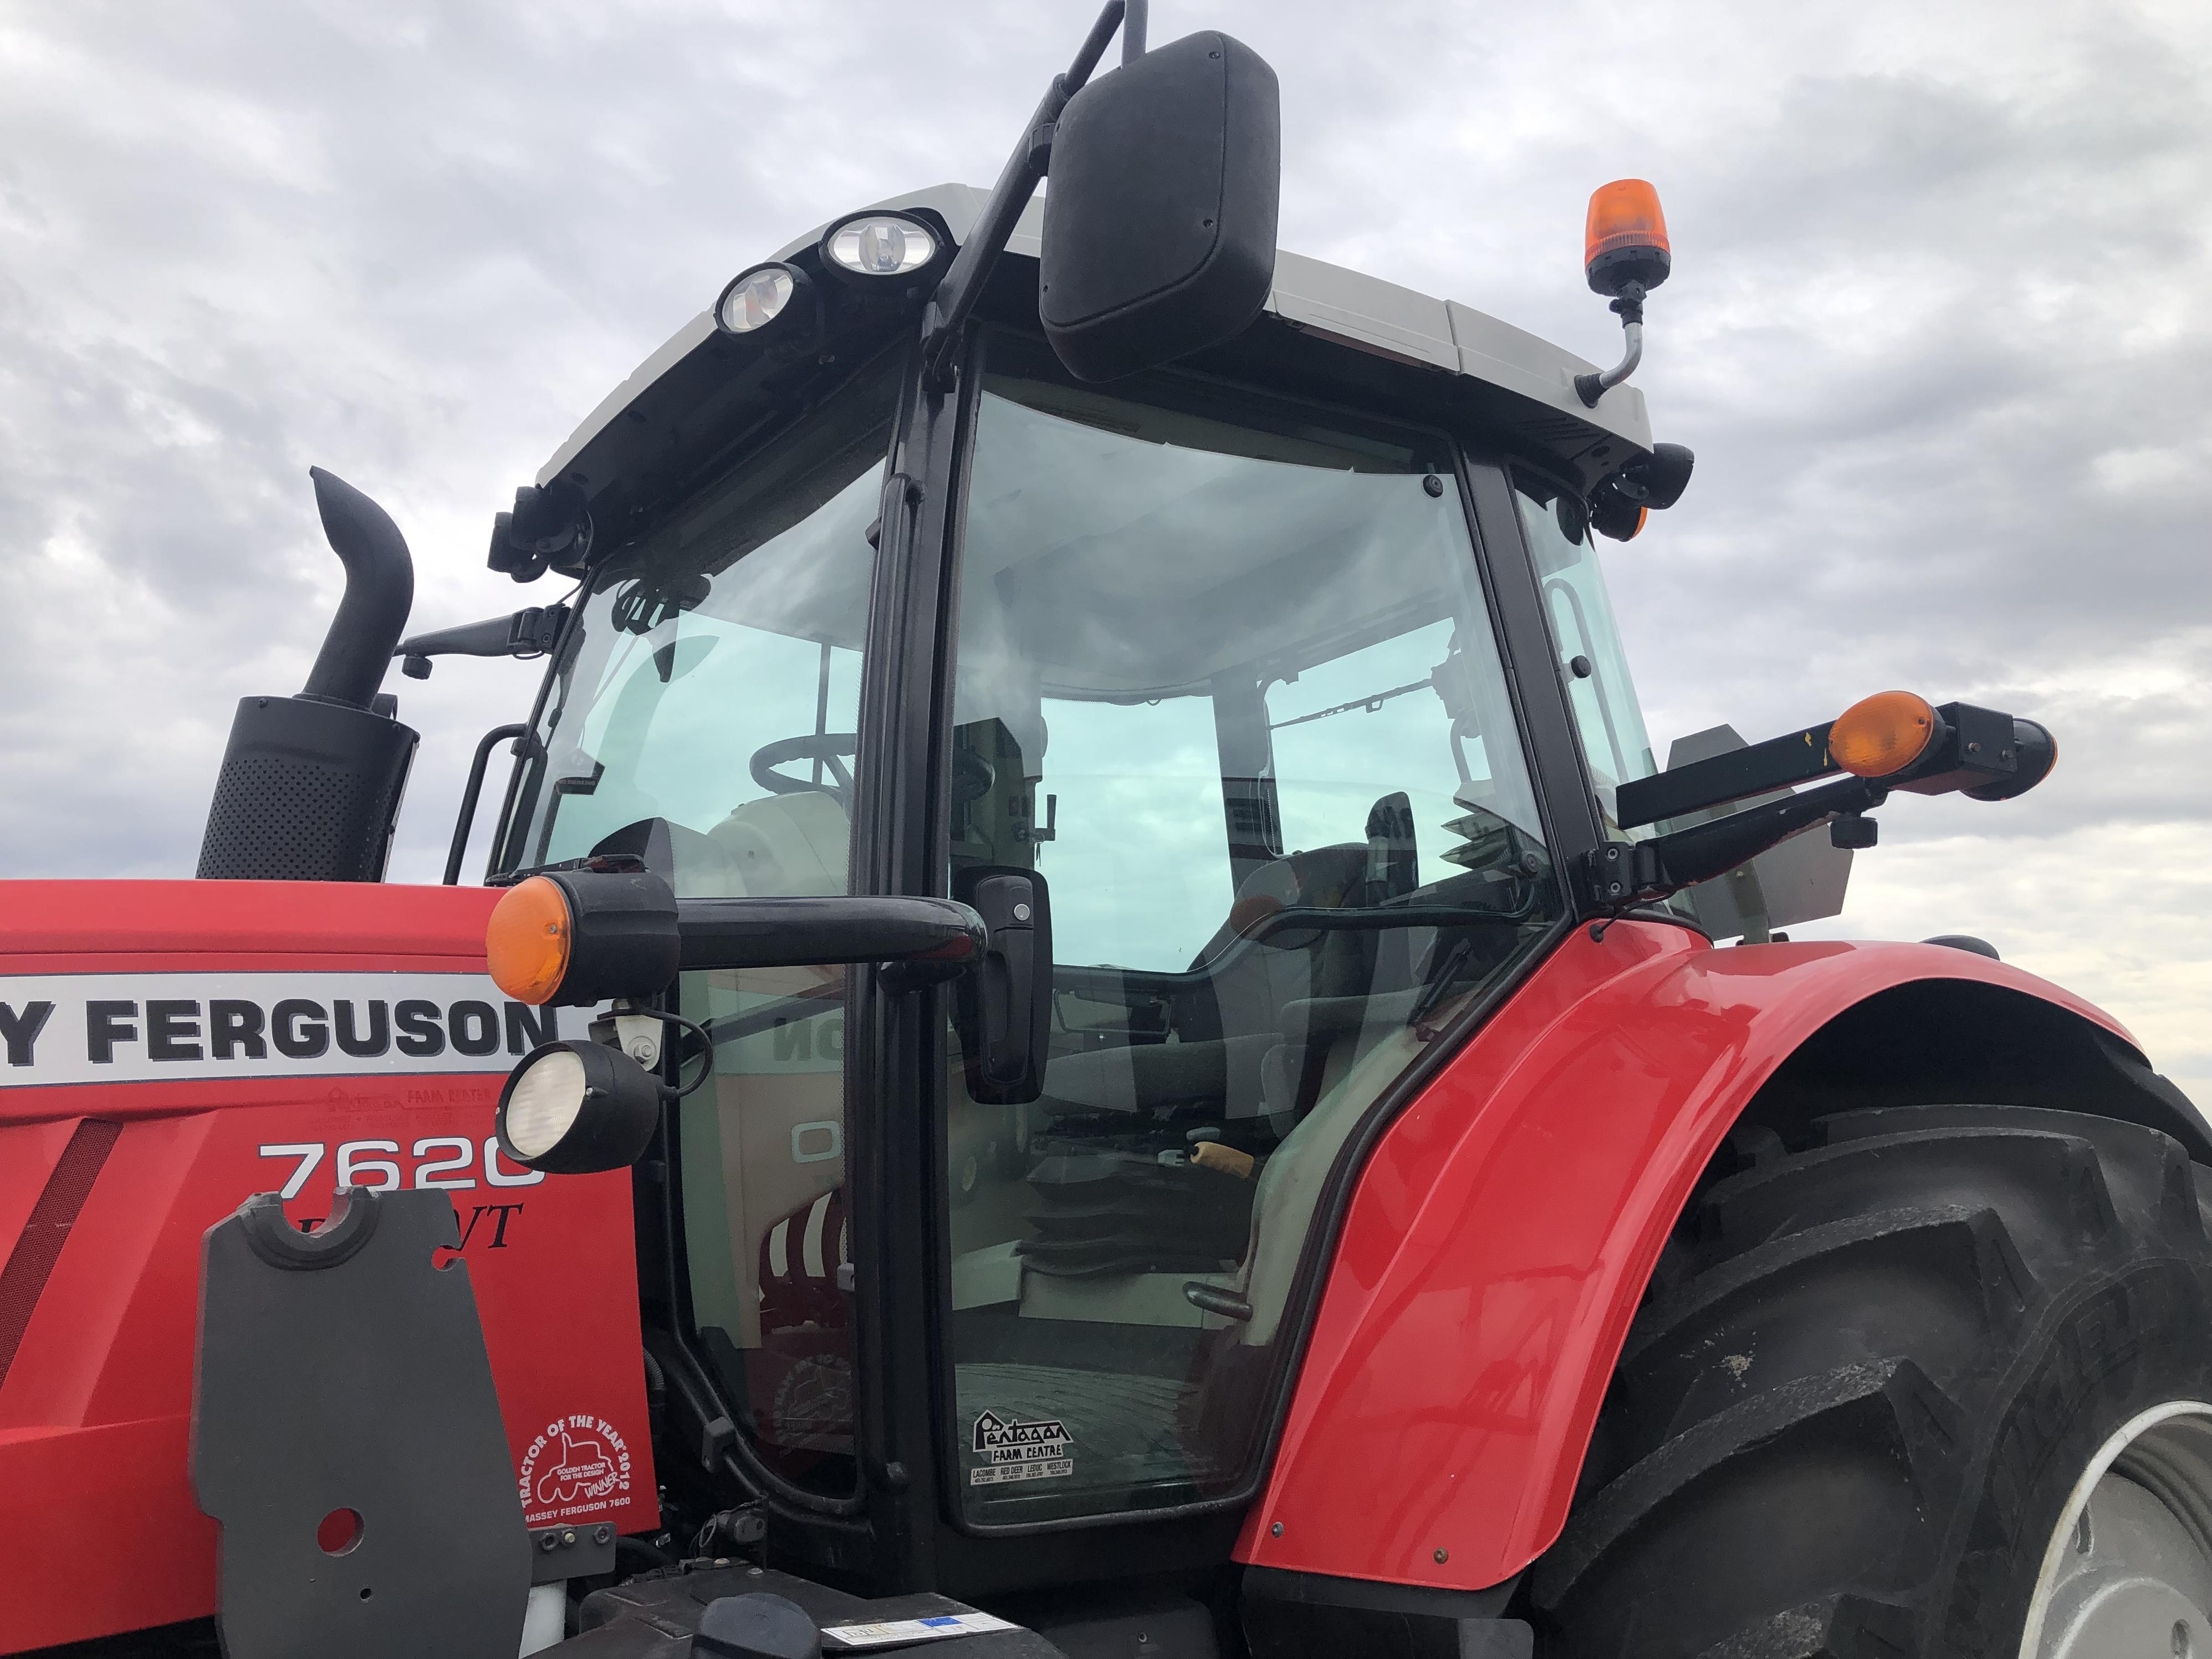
952, 867, 1054, 1105
1039, 30, 1281, 382
488, 867, 990, 1008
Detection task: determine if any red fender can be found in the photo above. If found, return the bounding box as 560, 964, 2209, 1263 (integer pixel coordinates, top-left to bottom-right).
1235, 918, 2134, 1591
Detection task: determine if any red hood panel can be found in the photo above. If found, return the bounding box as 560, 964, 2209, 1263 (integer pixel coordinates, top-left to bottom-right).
0, 880, 656, 1653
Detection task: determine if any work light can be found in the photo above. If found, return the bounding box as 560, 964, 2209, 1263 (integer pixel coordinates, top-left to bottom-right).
495, 1038, 665, 1174
716, 262, 806, 335
821, 212, 939, 279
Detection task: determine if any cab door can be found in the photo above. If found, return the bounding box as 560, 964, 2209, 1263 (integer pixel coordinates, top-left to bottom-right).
919, 330, 1574, 1563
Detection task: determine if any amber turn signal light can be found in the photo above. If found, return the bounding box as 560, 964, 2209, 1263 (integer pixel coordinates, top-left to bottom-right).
485, 866, 681, 1008
1589, 494, 1648, 542
1585, 179, 1672, 297
487, 876, 574, 1005
1830, 691, 1938, 779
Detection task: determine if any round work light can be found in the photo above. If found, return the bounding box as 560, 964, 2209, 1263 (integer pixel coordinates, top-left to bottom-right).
495, 1039, 665, 1175
821, 212, 940, 279
716, 262, 806, 335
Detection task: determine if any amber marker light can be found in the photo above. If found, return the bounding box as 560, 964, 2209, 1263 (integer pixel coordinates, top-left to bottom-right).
486, 876, 573, 1005
1830, 691, 1938, 779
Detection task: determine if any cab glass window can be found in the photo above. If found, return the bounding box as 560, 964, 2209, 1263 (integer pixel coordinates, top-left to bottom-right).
940, 334, 1563, 1524
500, 347, 902, 1497
1513, 474, 1657, 836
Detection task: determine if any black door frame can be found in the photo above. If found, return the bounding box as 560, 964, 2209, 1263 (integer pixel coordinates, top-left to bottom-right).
845, 323, 1613, 1599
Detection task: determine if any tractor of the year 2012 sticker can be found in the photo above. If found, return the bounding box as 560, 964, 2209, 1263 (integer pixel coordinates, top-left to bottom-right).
968, 1411, 1073, 1486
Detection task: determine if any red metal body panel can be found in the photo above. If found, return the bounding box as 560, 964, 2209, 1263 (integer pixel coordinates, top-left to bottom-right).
0, 881, 657, 1654
1235, 920, 2132, 1592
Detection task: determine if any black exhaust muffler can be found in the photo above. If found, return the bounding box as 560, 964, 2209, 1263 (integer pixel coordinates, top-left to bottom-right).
196, 469, 421, 882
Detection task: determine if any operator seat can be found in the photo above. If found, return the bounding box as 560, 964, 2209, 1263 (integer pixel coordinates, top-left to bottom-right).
1028, 842, 1368, 1131
1015, 838, 1378, 1279
707, 790, 851, 897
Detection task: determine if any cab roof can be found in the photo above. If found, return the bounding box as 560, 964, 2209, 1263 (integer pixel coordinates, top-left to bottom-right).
538, 182, 1653, 499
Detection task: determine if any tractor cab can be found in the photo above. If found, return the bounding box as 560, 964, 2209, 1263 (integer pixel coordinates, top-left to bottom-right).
455, 33, 1703, 1584
486, 309, 1633, 1529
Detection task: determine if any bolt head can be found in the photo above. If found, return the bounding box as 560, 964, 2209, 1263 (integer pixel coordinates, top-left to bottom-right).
1433, 1547, 1449, 1564
1270, 1521, 1284, 1538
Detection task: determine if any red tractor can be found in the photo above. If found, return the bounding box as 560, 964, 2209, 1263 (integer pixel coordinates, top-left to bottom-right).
5, 6, 2206, 1657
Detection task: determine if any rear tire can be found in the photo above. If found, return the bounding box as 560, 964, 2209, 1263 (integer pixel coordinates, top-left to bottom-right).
1530, 1103, 2212, 1658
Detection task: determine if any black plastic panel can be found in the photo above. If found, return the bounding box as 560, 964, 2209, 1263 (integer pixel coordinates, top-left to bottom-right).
190, 1188, 529, 1659
1040, 31, 1279, 381
560, 1564, 1062, 1656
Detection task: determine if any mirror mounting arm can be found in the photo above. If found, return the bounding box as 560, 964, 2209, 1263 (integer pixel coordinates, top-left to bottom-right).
918, 0, 1130, 390
1122, 0, 1147, 62
1580, 774, 1889, 913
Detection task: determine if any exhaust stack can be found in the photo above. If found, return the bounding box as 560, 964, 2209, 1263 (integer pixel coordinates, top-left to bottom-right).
196, 468, 421, 882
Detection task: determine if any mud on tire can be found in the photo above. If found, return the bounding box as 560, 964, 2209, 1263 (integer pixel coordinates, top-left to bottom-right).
1530, 1103, 2212, 1658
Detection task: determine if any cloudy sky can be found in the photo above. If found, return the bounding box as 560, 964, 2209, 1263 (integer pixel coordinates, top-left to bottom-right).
4, 1, 2209, 1091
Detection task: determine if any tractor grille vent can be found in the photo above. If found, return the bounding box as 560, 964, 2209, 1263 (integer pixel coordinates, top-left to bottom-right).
201, 752, 379, 881
1519, 411, 1602, 446
196, 694, 417, 882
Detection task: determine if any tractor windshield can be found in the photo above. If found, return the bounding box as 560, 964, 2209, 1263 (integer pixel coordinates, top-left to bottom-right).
939, 332, 1569, 1525
499, 347, 898, 882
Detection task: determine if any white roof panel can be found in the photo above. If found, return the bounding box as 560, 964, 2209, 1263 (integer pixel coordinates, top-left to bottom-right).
540, 182, 1653, 487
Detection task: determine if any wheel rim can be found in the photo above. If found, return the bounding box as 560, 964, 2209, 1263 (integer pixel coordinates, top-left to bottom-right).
2023, 1401, 2212, 1657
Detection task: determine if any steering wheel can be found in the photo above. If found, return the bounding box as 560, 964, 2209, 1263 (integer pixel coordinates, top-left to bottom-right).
750, 733, 858, 808
748, 734, 998, 815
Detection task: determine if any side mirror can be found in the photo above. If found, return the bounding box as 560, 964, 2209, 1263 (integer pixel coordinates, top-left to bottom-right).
483, 869, 1050, 1173
1039, 30, 1281, 382
952, 867, 1054, 1105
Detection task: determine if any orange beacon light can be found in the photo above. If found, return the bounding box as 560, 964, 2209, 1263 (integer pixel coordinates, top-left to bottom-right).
1576, 178, 1672, 407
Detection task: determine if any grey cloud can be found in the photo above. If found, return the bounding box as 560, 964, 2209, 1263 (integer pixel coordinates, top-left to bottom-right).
3, 0, 2209, 1091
